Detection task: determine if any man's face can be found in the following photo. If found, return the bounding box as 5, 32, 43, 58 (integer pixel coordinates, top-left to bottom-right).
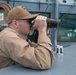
17, 20, 31, 35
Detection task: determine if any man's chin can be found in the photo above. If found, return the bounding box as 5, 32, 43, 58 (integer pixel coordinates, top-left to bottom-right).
29, 30, 33, 35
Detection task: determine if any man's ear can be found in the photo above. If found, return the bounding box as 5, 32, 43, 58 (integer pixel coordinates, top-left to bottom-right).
12, 20, 18, 28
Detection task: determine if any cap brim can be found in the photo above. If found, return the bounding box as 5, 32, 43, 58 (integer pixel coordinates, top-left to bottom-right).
21, 14, 38, 20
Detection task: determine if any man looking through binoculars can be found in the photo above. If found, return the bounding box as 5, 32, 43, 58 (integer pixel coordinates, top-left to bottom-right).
0, 6, 54, 69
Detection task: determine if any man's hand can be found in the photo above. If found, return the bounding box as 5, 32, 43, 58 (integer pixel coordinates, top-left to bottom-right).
33, 16, 47, 35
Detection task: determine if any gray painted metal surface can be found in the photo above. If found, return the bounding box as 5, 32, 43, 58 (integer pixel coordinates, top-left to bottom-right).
1, 0, 76, 14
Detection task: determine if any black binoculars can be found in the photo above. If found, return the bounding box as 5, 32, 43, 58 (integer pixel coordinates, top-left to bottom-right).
28, 18, 58, 43
46, 18, 58, 28
29, 18, 58, 28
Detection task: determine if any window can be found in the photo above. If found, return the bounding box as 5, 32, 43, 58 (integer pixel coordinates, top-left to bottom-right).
58, 14, 76, 42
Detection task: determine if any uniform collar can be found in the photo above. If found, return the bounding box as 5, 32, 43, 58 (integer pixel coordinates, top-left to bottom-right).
5, 28, 27, 40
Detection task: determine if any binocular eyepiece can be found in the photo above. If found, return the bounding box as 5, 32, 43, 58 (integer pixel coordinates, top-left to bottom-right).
29, 18, 58, 28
